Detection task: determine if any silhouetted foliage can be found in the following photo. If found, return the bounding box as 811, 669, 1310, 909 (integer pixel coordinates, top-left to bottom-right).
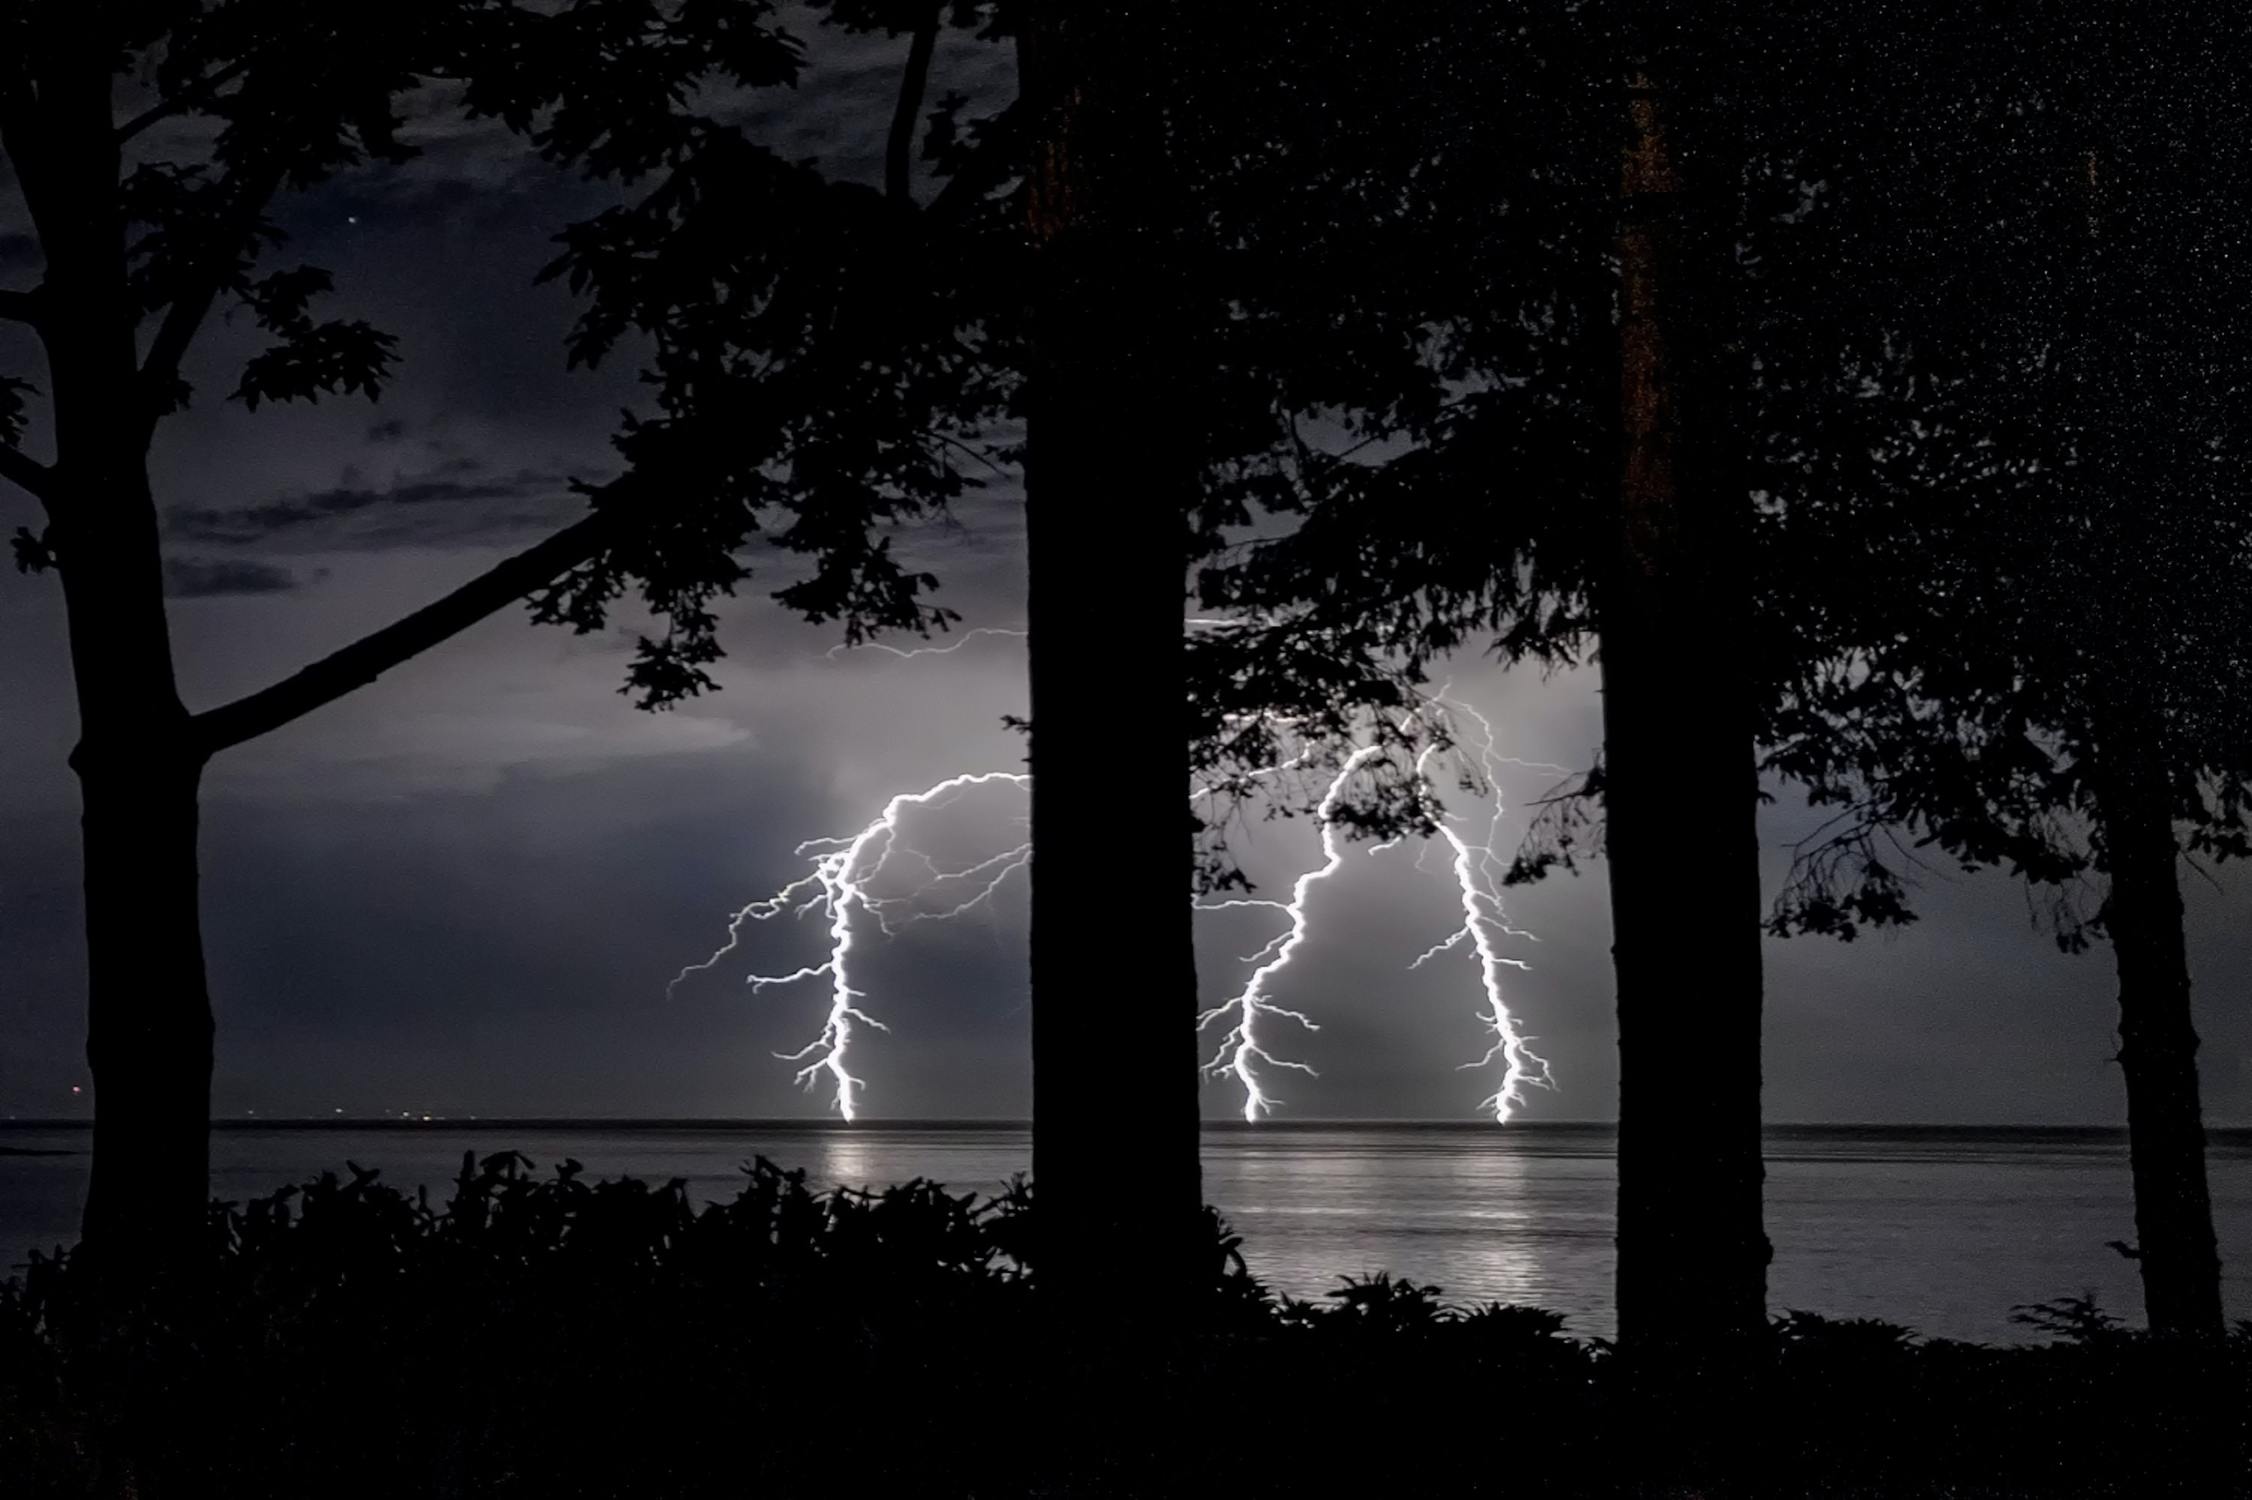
1745, 3, 2250, 1338
2, 1161, 2246, 1497
2010, 1293, 2130, 1347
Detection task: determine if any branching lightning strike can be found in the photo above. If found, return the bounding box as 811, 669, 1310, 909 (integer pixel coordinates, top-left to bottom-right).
670, 771, 1030, 1120
1190, 698, 1555, 1122
1194, 744, 1388, 1120
1408, 693, 1556, 1121
676, 631, 1558, 1122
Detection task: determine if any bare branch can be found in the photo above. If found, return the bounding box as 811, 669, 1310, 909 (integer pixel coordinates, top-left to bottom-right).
0, 444, 55, 505
114, 55, 258, 144
886, 3, 943, 205
191, 508, 624, 756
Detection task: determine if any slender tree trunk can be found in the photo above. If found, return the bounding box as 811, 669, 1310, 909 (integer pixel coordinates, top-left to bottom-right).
2069, 73, 2225, 1338
55, 458, 216, 1281
25, 39, 216, 1277
1600, 66, 1770, 1357
1019, 5, 1204, 1316
2092, 737, 2225, 1338
57, 468, 216, 1284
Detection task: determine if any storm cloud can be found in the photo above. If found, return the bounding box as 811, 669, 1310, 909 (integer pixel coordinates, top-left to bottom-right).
163, 557, 306, 598
169, 457, 581, 550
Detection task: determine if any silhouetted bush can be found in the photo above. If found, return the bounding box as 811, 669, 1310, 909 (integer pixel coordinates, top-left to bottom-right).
2, 1157, 2246, 1497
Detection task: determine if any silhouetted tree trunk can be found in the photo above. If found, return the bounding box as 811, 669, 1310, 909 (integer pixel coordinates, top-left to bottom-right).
2091, 715, 2226, 1337
2071, 109, 2225, 1338
23, 46, 217, 1278
74, 747, 214, 1269
1018, 3, 1205, 1315
1600, 66, 1770, 1355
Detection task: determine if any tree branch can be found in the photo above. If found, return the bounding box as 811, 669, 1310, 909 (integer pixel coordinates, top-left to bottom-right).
114, 54, 258, 144
136, 159, 289, 429
191, 508, 624, 756
0, 444, 55, 505
886, 2, 943, 205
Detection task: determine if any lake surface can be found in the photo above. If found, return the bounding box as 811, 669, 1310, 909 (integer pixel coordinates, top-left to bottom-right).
3, 1121, 2246, 1344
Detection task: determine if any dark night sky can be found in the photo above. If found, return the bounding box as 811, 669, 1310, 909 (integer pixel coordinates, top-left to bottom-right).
3, 16, 2249, 1126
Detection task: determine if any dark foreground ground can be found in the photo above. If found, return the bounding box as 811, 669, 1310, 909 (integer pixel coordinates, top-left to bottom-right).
3, 1154, 2246, 1497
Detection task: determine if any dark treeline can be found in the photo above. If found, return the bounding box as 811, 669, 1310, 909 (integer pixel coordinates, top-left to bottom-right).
4, 0, 2250, 1487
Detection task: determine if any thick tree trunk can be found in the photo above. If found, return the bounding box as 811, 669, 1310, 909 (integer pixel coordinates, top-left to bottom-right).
2093, 746, 2225, 1338
1018, 5, 1204, 1316
1601, 68, 1770, 1357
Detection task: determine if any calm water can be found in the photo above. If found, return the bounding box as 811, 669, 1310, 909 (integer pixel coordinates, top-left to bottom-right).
3, 1121, 2246, 1344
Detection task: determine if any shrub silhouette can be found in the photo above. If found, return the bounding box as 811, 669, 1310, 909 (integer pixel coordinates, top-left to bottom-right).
2008, 1291, 2130, 1345
1, 1157, 2246, 1497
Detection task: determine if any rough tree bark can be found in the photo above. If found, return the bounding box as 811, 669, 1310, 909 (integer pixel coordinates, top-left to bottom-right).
1600, 66, 1771, 1356
1018, 2, 1205, 1316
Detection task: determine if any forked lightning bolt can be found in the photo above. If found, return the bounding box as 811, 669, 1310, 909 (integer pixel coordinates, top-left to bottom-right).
1408, 692, 1557, 1121
1192, 700, 1554, 1122
1194, 744, 1388, 1120
670, 771, 1030, 1120
675, 625, 1557, 1121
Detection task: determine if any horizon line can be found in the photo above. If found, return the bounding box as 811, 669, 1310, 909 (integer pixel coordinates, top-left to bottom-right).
0, 1116, 2213, 1133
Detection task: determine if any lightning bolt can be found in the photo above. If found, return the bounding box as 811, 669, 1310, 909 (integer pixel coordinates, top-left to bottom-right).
1191, 688, 1557, 1122
824, 626, 1027, 661
1194, 743, 1388, 1120
1407, 691, 1555, 1122
672, 771, 1031, 1120
678, 623, 1556, 1123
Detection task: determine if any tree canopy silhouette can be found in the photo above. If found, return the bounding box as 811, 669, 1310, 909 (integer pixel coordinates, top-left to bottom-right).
0, 0, 1001, 1281
1756, 2, 2252, 1340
